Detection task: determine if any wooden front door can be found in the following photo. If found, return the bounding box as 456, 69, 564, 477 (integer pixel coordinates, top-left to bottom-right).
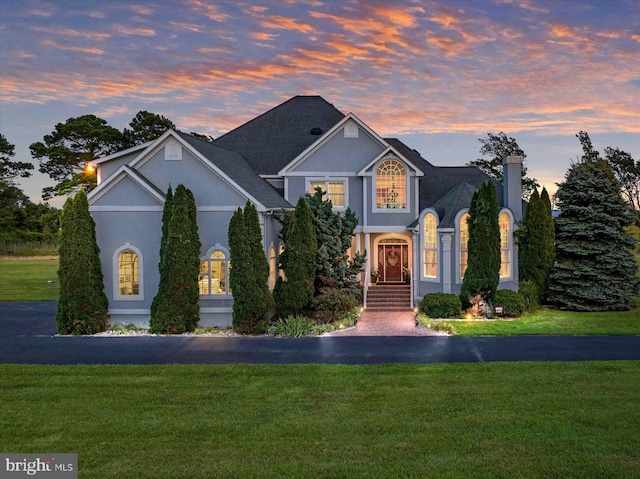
378, 242, 409, 282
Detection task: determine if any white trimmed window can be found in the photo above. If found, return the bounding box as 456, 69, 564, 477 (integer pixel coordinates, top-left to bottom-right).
113, 244, 143, 300
199, 249, 230, 295
459, 213, 470, 279
499, 213, 511, 278
423, 213, 438, 279
308, 179, 346, 208
376, 160, 406, 209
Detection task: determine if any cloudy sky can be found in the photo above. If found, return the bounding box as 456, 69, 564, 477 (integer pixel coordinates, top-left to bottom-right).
1, 0, 639, 207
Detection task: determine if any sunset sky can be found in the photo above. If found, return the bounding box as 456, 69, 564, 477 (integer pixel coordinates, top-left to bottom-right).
1, 0, 638, 207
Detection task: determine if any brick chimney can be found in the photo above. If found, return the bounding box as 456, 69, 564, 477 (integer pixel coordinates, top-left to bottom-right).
503, 155, 523, 221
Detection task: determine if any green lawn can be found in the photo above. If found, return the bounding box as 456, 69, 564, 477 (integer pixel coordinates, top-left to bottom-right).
451, 298, 640, 336
0, 258, 59, 301
1, 362, 638, 478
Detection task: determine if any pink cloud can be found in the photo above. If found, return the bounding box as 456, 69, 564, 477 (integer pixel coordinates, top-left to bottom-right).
113, 25, 156, 36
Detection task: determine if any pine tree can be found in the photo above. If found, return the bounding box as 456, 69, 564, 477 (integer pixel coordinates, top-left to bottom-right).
56, 190, 108, 334
273, 196, 317, 317
547, 159, 639, 311
149, 185, 200, 333
518, 187, 555, 301
228, 207, 255, 332
307, 189, 365, 297
460, 181, 501, 305
244, 201, 274, 327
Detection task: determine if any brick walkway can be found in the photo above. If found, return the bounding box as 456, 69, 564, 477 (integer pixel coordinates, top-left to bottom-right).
325, 311, 444, 337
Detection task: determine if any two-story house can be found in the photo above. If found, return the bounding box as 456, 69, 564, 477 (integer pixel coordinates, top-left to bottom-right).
88, 95, 522, 327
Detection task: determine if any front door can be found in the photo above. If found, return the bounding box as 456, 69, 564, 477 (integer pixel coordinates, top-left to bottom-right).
378, 241, 409, 282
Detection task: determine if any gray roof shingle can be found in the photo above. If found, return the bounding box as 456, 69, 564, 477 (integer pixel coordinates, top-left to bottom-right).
176, 131, 292, 209
214, 96, 345, 175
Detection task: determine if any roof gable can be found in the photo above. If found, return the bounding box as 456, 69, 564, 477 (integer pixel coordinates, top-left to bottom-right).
88, 165, 165, 207
357, 145, 425, 177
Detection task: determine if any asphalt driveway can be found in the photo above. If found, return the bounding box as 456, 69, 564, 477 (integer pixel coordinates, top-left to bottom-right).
2, 301, 640, 365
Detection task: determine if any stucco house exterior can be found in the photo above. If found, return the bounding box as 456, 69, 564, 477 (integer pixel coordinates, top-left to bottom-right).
88, 95, 523, 327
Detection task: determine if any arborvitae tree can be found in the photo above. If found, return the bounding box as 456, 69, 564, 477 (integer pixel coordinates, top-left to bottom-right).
273, 196, 317, 317
150, 186, 172, 322
547, 159, 639, 311
306, 188, 366, 297
517, 187, 555, 301
460, 181, 501, 305
149, 185, 200, 333
244, 201, 274, 327
184, 187, 201, 331
56, 190, 108, 334
228, 207, 255, 332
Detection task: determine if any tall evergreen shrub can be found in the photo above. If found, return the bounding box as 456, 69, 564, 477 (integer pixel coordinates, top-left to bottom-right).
518, 187, 555, 301
56, 190, 108, 334
150, 186, 172, 322
149, 184, 200, 333
547, 160, 639, 310
228, 207, 255, 332
273, 196, 317, 317
460, 181, 501, 305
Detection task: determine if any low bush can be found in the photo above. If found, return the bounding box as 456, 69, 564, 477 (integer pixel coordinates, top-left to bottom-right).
493, 289, 526, 317
518, 280, 540, 312
271, 315, 314, 337
420, 293, 462, 319
313, 288, 358, 323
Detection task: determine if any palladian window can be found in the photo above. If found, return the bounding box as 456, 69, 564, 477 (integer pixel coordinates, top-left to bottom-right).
499, 213, 511, 278
459, 213, 470, 279
376, 160, 406, 209
118, 249, 139, 296
423, 213, 437, 278
199, 250, 229, 295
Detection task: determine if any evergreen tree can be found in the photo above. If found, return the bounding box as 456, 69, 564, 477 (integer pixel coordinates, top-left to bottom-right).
149, 185, 200, 333
123, 111, 175, 147
56, 190, 108, 334
244, 201, 274, 326
547, 158, 639, 311
517, 187, 555, 301
460, 181, 501, 305
307, 188, 365, 296
273, 197, 317, 317
150, 186, 172, 323
228, 207, 255, 332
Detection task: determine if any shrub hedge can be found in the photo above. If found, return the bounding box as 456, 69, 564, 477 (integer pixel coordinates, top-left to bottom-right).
493, 289, 526, 317
420, 293, 462, 319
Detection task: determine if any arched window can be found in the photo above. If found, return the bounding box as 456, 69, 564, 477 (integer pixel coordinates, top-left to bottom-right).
499, 213, 511, 278
459, 213, 470, 279
423, 213, 437, 278
113, 244, 143, 300
199, 249, 229, 295
376, 160, 406, 209
269, 246, 276, 290
278, 243, 285, 280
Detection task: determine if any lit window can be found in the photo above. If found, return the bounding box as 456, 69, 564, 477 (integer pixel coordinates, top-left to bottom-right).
269, 247, 276, 290
499, 213, 511, 278
278, 244, 285, 280
118, 249, 139, 296
423, 213, 437, 278
460, 213, 470, 279
309, 180, 345, 208
376, 160, 406, 209
199, 250, 229, 295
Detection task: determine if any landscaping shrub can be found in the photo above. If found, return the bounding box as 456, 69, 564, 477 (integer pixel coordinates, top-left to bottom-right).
420, 293, 462, 319
518, 280, 540, 313
313, 288, 358, 323
493, 289, 526, 317
271, 315, 314, 337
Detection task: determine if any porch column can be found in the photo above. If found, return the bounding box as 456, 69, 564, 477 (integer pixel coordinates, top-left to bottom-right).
364, 232, 371, 308
441, 233, 453, 294
411, 229, 418, 309
355, 233, 362, 283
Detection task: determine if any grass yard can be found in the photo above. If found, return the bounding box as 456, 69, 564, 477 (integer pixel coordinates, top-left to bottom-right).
0, 258, 59, 301
451, 298, 640, 336
1, 362, 639, 478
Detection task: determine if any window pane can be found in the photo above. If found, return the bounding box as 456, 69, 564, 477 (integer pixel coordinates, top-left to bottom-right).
499, 214, 510, 248
460, 251, 468, 279
328, 182, 345, 207
118, 250, 139, 295
309, 181, 324, 195
424, 214, 436, 248
199, 261, 210, 295
500, 250, 511, 278
269, 248, 276, 290
460, 213, 469, 279
376, 160, 406, 208
424, 250, 437, 278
